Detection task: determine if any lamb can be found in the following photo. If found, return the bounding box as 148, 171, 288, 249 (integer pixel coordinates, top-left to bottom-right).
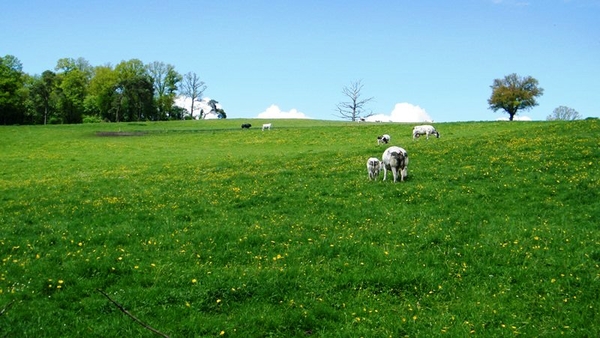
262, 123, 272, 131
366, 157, 381, 181
382, 146, 409, 182
412, 125, 440, 140
377, 134, 391, 145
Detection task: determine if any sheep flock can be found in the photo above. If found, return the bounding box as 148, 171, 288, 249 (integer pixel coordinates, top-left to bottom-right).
368, 125, 440, 183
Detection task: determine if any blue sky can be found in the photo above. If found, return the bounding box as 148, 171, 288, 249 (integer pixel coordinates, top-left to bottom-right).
2, 0, 598, 122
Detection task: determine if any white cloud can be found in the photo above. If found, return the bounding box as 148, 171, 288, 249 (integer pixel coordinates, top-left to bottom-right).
365, 102, 433, 123
174, 96, 198, 113
256, 104, 310, 119
174, 96, 222, 119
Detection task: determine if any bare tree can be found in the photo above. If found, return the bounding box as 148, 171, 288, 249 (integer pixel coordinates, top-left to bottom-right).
179, 72, 206, 119
547, 106, 581, 121
336, 80, 374, 121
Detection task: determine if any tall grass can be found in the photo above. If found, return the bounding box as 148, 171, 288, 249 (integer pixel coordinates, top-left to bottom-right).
1, 119, 599, 337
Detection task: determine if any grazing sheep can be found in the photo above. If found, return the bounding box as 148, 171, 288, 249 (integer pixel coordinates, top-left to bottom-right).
412, 125, 440, 140
366, 157, 381, 181
382, 146, 409, 182
241, 123, 252, 129
262, 123, 272, 131
377, 134, 391, 145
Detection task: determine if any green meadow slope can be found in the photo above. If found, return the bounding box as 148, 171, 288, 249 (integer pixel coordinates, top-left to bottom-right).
1, 119, 599, 337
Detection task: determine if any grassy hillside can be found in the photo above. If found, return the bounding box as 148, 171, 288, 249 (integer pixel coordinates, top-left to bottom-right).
1, 119, 599, 337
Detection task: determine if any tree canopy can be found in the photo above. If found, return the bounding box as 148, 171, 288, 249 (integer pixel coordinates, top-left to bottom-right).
0, 54, 218, 125
488, 73, 543, 121
0, 55, 26, 124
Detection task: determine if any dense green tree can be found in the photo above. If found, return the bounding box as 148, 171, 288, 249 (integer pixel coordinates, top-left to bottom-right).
55, 69, 88, 124
0, 55, 26, 124
488, 73, 544, 121
55, 57, 94, 79
54, 58, 93, 123
119, 77, 154, 121
148, 61, 181, 120
114, 59, 155, 121
546, 106, 581, 121
86, 65, 119, 121
29, 70, 58, 124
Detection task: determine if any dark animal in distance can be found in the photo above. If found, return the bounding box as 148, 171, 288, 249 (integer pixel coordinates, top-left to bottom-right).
241, 123, 252, 129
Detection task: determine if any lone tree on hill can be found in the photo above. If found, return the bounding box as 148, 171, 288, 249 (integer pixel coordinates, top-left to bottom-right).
488, 73, 543, 121
547, 106, 581, 121
336, 80, 373, 122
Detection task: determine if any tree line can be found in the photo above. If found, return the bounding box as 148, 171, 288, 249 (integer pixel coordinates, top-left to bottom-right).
2, 53, 584, 125
0, 55, 221, 125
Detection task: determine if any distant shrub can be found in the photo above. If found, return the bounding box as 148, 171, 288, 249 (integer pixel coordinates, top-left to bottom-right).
48, 117, 61, 124
82, 115, 103, 124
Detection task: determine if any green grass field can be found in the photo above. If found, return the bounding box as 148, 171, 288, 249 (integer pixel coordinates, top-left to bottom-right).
1, 119, 599, 337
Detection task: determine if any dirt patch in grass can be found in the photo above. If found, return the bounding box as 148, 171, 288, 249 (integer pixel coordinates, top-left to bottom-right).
95, 131, 147, 137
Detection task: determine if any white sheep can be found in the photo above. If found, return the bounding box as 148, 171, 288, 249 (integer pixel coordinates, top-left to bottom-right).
382, 146, 409, 182
262, 123, 272, 131
377, 134, 391, 145
366, 157, 381, 181
412, 125, 439, 140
